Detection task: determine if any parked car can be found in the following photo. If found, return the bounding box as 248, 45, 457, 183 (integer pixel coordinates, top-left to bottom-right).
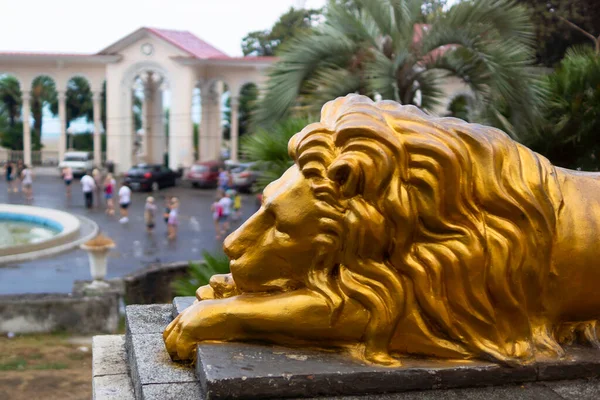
58, 151, 94, 176
231, 162, 263, 192
185, 161, 224, 188
124, 164, 178, 191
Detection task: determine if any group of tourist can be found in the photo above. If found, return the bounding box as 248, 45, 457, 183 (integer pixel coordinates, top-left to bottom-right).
211, 168, 242, 240
4, 161, 246, 243
4, 160, 34, 202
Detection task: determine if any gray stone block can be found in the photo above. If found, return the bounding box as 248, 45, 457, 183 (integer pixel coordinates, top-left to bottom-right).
141, 382, 204, 400
173, 296, 195, 317
537, 345, 600, 381
125, 304, 172, 335
93, 374, 135, 400
128, 332, 197, 400
195, 342, 537, 399
93, 335, 128, 377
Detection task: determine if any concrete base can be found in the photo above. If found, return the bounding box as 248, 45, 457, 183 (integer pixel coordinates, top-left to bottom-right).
92, 298, 600, 399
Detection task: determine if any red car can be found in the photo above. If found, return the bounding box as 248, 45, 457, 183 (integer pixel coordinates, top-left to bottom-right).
186, 161, 224, 188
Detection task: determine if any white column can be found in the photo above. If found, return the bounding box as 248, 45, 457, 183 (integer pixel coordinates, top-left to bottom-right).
151, 82, 164, 165
92, 91, 102, 167
230, 96, 239, 162
199, 85, 211, 162
143, 77, 154, 163
57, 91, 67, 162
22, 91, 31, 166
168, 80, 194, 170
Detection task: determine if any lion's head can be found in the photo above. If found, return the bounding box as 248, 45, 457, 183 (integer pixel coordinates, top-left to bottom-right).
224, 94, 564, 365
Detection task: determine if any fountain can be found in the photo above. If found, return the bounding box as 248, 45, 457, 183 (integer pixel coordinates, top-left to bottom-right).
0, 204, 98, 264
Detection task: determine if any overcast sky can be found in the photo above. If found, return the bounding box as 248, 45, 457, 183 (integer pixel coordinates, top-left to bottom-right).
0, 0, 327, 56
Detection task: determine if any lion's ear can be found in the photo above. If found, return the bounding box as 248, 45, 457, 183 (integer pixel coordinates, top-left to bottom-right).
328, 158, 362, 198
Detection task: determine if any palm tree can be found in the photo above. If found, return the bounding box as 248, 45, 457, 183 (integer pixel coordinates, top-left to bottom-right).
529, 46, 600, 170
255, 0, 541, 140
31, 76, 57, 150
0, 75, 22, 126
241, 117, 310, 191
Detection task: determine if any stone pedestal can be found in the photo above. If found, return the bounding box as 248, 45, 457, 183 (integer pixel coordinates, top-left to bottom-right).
92, 298, 600, 400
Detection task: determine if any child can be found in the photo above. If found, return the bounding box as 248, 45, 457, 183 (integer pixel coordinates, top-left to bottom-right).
232, 190, 242, 221
145, 196, 157, 233
104, 173, 116, 216
218, 190, 233, 236
118, 182, 132, 224
167, 197, 179, 240
163, 196, 172, 225
211, 195, 224, 240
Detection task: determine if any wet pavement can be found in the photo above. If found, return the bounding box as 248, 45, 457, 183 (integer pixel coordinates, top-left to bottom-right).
0, 176, 259, 294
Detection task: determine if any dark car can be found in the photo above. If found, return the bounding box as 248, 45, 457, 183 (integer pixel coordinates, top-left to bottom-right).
186, 161, 223, 188
124, 164, 178, 191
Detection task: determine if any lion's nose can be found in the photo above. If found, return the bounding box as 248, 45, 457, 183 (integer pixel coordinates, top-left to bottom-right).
223, 210, 270, 260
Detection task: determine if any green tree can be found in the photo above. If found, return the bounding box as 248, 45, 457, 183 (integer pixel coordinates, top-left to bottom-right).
223, 83, 259, 141
30, 76, 57, 150
517, 0, 600, 66
529, 46, 600, 170
0, 75, 21, 127
254, 0, 541, 140
241, 7, 322, 56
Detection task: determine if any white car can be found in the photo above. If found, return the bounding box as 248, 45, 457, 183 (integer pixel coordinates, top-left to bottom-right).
58, 152, 94, 176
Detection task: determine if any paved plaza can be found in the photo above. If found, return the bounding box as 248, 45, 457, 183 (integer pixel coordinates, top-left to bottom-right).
0, 174, 258, 294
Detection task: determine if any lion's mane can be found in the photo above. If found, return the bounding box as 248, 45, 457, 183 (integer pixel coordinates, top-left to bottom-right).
288, 94, 565, 364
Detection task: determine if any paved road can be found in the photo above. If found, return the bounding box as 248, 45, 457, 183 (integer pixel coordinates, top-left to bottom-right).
0, 175, 259, 294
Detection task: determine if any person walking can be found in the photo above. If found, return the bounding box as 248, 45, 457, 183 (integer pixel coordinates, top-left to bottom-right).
16, 159, 24, 193
218, 168, 228, 192
144, 196, 157, 233
62, 166, 73, 197
80, 171, 96, 209
118, 182, 132, 224
231, 189, 242, 221
5, 161, 16, 193
217, 190, 233, 237
163, 196, 172, 226
21, 164, 33, 202
92, 168, 103, 207
211, 194, 224, 240
103, 173, 116, 216
167, 197, 179, 240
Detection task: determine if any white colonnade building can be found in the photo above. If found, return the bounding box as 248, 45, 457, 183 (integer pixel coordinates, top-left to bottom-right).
0, 27, 274, 172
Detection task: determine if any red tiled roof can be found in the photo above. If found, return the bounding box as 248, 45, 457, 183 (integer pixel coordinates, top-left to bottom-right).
145, 27, 229, 59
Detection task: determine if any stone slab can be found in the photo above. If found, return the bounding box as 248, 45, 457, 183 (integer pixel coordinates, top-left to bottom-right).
141, 382, 204, 400
173, 296, 195, 317
538, 346, 600, 381
93, 335, 128, 377
130, 333, 197, 386
125, 304, 172, 335
195, 342, 600, 399
195, 342, 539, 399
93, 374, 135, 400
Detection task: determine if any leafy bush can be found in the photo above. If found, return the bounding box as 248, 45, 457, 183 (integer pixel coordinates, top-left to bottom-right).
172, 250, 230, 297
241, 117, 310, 192
529, 46, 600, 170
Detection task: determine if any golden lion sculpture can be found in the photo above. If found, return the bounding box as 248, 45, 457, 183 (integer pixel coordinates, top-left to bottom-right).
164, 94, 600, 367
